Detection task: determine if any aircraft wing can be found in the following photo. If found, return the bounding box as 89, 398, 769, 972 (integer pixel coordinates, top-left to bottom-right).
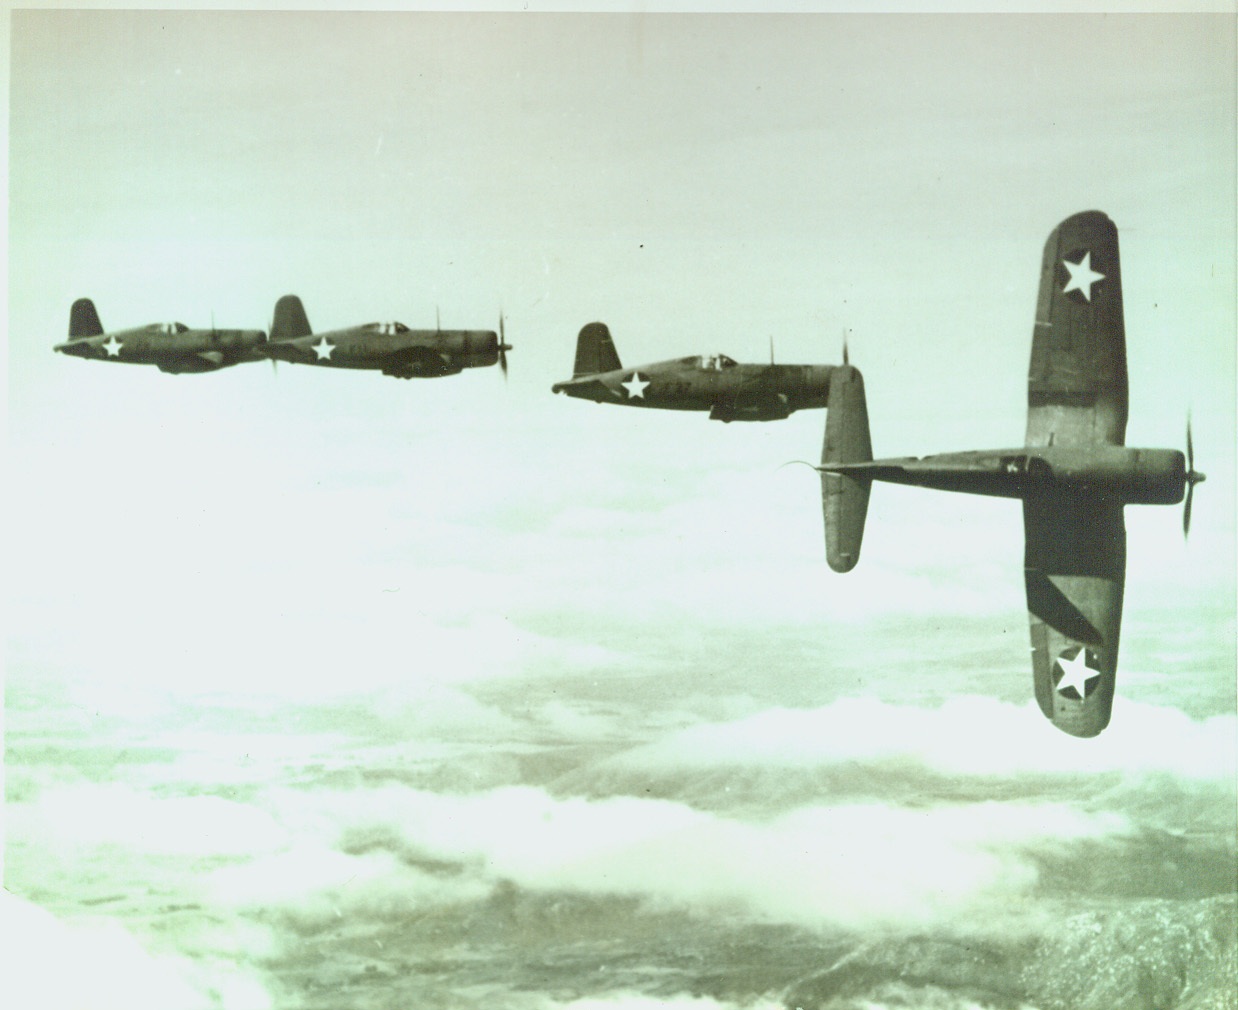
382, 345, 455, 378
1026, 211, 1129, 448
1023, 491, 1125, 737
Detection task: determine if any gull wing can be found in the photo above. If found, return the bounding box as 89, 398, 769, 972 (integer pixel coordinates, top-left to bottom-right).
1024, 487, 1126, 739
382, 344, 457, 378
1023, 211, 1132, 737
1026, 211, 1128, 448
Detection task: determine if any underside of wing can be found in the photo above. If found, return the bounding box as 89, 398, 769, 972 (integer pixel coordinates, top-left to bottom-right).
383, 345, 459, 378
709, 393, 791, 422
1027, 211, 1129, 448
1023, 492, 1126, 737
157, 352, 227, 374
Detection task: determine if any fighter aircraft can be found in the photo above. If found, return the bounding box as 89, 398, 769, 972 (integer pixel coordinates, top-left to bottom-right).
813, 211, 1204, 738
260, 295, 510, 379
54, 298, 267, 373
551, 322, 838, 421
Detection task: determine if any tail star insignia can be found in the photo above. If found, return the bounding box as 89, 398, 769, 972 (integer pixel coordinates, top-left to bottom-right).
1053, 646, 1101, 699
1062, 251, 1105, 302
312, 337, 334, 361
621, 372, 650, 398
102, 336, 123, 357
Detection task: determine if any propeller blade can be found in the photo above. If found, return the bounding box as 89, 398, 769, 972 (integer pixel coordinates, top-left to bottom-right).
842, 327, 850, 367
498, 312, 509, 379
264, 316, 276, 374
1181, 413, 1205, 539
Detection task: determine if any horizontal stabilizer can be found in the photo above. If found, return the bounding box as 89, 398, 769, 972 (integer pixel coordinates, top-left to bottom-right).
573, 322, 622, 377
272, 294, 312, 341
821, 365, 873, 572
69, 298, 103, 338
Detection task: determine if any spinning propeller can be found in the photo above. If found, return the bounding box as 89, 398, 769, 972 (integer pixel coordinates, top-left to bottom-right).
266, 312, 278, 374
498, 312, 511, 379
1183, 415, 1206, 538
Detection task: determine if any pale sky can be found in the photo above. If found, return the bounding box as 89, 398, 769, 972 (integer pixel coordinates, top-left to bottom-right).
7, 10, 1235, 702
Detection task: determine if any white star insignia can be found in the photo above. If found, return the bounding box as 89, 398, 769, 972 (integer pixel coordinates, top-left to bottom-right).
102, 336, 123, 357
1062, 251, 1105, 302
1054, 646, 1101, 698
621, 372, 650, 399
312, 337, 334, 361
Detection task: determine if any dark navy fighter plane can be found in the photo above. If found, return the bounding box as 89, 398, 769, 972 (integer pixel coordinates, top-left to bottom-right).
54, 299, 267, 374
260, 295, 510, 380
815, 211, 1205, 737
552, 322, 838, 422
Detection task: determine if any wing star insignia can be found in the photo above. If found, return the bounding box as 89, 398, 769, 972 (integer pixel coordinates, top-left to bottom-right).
621, 372, 651, 399
312, 337, 335, 361
102, 336, 123, 357
1053, 646, 1101, 699
1062, 251, 1105, 302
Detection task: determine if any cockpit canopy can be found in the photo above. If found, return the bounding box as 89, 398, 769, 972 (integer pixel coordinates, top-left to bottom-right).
364, 321, 410, 336
147, 322, 189, 335
687, 354, 738, 370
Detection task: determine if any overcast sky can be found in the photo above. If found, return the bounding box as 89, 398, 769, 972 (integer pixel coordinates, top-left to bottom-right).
10, 11, 1234, 659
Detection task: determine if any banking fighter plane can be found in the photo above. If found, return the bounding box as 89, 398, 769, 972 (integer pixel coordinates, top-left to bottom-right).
813, 211, 1205, 737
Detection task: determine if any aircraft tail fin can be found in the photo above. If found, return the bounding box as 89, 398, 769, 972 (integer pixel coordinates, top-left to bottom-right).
573, 322, 622, 377
271, 294, 312, 341
69, 298, 103, 338
820, 365, 873, 573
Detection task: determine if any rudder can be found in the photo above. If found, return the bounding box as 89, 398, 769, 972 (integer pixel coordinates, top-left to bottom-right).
573, 322, 622, 377
69, 298, 103, 337
272, 294, 313, 341
821, 365, 873, 573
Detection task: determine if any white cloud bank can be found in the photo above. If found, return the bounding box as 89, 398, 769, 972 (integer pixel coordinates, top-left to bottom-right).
0, 892, 272, 1010
608, 695, 1237, 783
191, 782, 1131, 935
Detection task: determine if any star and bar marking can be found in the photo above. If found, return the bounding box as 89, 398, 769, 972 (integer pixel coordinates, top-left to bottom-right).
312, 337, 335, 361
1053, 645, 1101, 699
1062, 251, 1105, 302
102, 336, 123, 357
621, 372, 651, 398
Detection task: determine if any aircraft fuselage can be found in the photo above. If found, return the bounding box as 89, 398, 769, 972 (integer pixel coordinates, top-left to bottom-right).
262, 326, 502, 378
552, 360, 836, 421
54, 325, 267, 373
827, 445, 1189, 505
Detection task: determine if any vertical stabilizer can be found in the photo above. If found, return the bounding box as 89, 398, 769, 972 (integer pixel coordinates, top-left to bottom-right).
573, 322, 622, 377
821, 365, 873, 572
69, 298, 103, 338
271, 295, 313, 341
